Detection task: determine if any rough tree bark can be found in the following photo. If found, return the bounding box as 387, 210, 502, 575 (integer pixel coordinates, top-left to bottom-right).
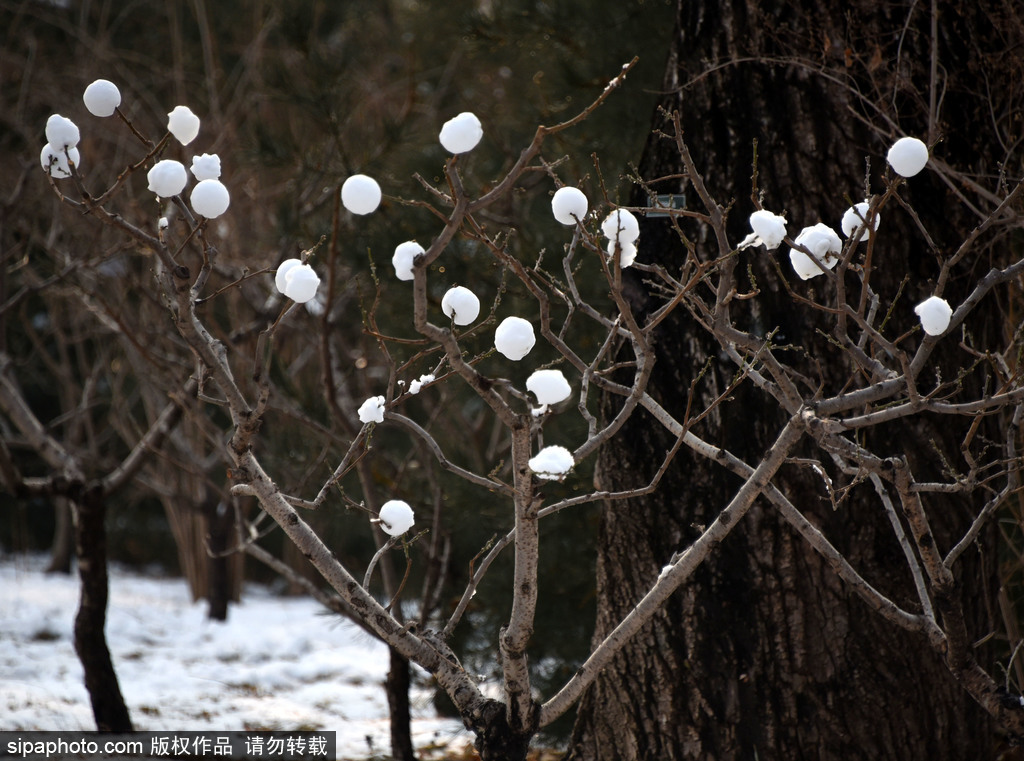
570, 1, 1022, 759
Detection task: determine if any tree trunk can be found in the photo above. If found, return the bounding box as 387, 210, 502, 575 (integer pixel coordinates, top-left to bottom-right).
72, 486, 133, 732
204, 495, 236, 622
472, 699, 534, 761
387, 648, 416, 761
570, 1, 1020, 758
46, 496, 73, 574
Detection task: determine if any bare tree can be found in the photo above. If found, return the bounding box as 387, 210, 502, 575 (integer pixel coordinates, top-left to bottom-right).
571, 2, 1024, 757
0, 348, 190, 732
26, 38, 1024, 761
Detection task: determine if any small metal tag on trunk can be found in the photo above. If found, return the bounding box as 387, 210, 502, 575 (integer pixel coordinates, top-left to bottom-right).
646, 194, 686, 217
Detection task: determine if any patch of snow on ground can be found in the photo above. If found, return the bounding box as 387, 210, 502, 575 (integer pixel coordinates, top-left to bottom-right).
0, 554, 471, 759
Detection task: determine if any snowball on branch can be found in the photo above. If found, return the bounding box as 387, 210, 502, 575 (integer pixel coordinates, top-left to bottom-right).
914, 296, 953, 336
285, 266, 320, 303
601, 208, 640, 247
190, 153, 222, 181
739, 209, 787, 250
601, 208, 641, 267
167, 106, 200, 146
83, 80, 121, 117
887, 137, 929, 178
147, 160, 188, 198
494, 316, 536, 361
42, 115, 82, 178
275, 259, 302, 294
789, 223, 842, 280
275, 258, 321, 303
40, 144, 81, 179
392, 241, 425, 281
841, 201, 880, 244
529, 445, 574, 480
377, 500, 415, 537
526, 369, 571, 405
606, 239, 638, 268
341, 174, 382, 215
190, 179, 230, 218
441, 286, 481, 325
551, 187, 589, 225
439, 112, 483, 154
45, 114, 80, 149
358, 395, 386, 424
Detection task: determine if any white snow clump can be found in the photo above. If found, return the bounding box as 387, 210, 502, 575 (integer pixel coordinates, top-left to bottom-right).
789, 223, 842, 280
441, 286, 481, 326
42, 115, 82, 178
601, 208, 640, 246
887, 137, 929, 178
167, 106, 200, 146
377, 500, 415, 537
841, 201, 880, 244
190, 153, 221, 181
40, 144, 81, 179
601, 208, 641, 268
341, 174, 382, 215
147, 160, 188, 198
551, 187, 589, 226
605, 239, 638, 268
526, 369, 571, 405
275, 259, 302, 294
529, 445, 574, 480
742, 209, 788, 250
190, 179, 230, 218
392, 241, 425, 281
914, 296, 953, 336
46, 114, 80, 149
83, 79, 121, 117
439, 112, 483, 154
408, 374, 435, 395
357, 395, 386, 424
494, 316, 536, 361
280, 263, 320, 304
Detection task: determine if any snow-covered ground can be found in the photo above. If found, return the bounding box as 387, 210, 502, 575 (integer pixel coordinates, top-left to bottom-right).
0, 553, 472, 759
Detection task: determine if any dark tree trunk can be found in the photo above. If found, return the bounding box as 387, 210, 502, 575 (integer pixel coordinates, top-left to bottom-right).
366, 492, 417, 761
387, 648, 416, 761
46, 496, 73, 574
72, 486, 133, 732
383, 616, 416, 759
472, 699, 534, 761
204, 495, 235, 622
570, 1, 1021, 759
